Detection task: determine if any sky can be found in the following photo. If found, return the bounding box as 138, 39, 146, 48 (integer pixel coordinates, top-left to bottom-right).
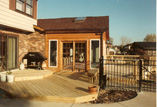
38, 0, 156, 45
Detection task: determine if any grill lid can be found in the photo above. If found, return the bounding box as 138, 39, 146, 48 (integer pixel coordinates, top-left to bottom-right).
23, 52, 47, 61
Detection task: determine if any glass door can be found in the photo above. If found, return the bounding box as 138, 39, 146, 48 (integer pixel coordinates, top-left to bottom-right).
0, 36, 7, 71
75, 43, 86, 71
7, 37, 17, 70
63, 43, 73, 70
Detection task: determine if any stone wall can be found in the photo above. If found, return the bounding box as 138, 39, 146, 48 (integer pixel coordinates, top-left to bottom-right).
19, 32, 45, 63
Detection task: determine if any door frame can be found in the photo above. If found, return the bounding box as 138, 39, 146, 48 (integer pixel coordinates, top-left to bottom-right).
0, 33, 18, 71
62, 40, 87, 71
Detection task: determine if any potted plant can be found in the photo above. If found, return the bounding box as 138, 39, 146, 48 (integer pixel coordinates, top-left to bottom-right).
88, 85, 97, 94
6, 71, 14, 82
1, 73, 7, 82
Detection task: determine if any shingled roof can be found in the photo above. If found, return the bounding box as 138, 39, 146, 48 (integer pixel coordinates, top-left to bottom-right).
37, 16, 109, 33
133, 42, 156, 50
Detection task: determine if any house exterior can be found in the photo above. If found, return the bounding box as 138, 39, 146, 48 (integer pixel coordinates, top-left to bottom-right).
0, 0, 46, 72
130, 42, 156, 56
123, 43, 133, 55
106, 44, 116, 55
37, 16, 109, 72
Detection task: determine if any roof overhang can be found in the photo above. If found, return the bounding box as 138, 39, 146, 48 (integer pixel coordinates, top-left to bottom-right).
33, 25, 45, 32
44, 28, 109, 34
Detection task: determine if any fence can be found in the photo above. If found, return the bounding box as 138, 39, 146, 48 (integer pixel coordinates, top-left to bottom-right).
99, 56, 156, 92
106, 55, 140, 60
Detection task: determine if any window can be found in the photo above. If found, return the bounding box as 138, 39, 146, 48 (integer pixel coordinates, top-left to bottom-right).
74, 17, 86, 22
49, 40, 58, 67
147, 51, 152, 55
90, 40, 100, 68
16, 0, 25, 12
16, 0, 33, 16
26, 0, 33, 15
153, 51, 156, 55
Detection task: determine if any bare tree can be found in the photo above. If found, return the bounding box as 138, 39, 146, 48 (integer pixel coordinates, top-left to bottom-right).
109, 37, 113, 45
120, 36, 131, 46
143, 33, 156, 42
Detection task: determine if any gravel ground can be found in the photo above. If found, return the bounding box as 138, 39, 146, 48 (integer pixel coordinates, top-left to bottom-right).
89, 89, 137, 104
0, 89, 12, 99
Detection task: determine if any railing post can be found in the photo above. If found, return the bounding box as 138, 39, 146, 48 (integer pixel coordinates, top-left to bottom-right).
103, 75, 107, 89
139, 59, 142, 92
99, 56, 104, 88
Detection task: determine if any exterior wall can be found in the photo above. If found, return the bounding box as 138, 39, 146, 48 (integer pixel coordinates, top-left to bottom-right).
0, 0, 37, 32
19, 32, 45, 64
145, 50, 156, 56
45, 32, 107, 72
0, 30, 45, 67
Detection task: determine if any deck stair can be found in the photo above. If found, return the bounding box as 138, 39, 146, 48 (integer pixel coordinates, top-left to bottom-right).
11, 69, 53, 81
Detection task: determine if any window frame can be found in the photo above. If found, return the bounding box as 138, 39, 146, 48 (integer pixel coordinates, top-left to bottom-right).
26, 0, 33, 16
16, 0, 25, 12
15, 0, 33, 17
49, 40, 58, 67
90, 39, 100, 69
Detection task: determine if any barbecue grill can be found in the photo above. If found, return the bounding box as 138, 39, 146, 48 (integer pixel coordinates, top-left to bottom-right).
23, 52, 47, 70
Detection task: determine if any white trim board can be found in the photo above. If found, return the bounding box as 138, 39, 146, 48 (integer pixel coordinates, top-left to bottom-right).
49, 40, 58, 67
90, 39, 100, 69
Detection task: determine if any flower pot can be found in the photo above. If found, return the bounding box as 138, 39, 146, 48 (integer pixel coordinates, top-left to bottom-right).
42, 61, 47, 70
7, 75, 14, 82
20, 63, 25, 70
1, 74, 7, 82
88, 85, 97, 94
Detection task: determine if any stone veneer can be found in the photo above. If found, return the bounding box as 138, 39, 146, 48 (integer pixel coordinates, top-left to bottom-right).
19, 32, 45, 64
0, 30, 45, 66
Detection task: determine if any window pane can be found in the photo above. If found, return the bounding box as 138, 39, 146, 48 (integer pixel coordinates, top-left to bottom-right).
8, 37, 17, 69
91, 40, 99, 68
50, 41, 57, 66
26, 5, 32, 15
16, 0, 24, 12
26, 0, 33, 6
0, 36, 7, 72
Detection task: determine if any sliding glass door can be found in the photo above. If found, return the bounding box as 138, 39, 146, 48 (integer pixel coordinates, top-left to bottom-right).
75, 43, 86, 70
0, 35, 18, 72
7, 37, 17, 69
0, 36, 7, 71
63, 42, 73, 70
62, 41, 86, 71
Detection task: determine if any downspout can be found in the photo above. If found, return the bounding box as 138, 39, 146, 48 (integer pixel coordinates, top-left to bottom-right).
99, 32, 104, 88
100, 32, 103, 57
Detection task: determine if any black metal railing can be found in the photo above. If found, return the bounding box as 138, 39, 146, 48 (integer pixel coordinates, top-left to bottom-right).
141, 60, 156, 92
99, 57, 156, 92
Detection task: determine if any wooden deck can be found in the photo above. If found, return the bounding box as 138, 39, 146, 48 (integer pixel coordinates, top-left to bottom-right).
0, 74, 98, 103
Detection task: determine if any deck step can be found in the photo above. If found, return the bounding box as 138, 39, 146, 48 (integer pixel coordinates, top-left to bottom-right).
12, 69, 53, 81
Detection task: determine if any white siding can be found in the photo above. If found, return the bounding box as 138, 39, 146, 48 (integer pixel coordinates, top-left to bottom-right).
0, 0, 37, 32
